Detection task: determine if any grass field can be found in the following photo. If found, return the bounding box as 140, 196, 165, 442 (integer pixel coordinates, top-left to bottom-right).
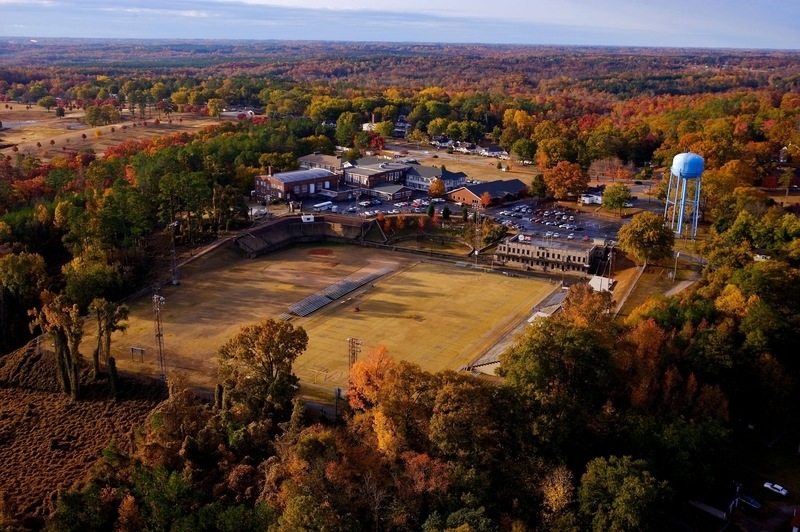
0, 105, 221, 160
94, 242, 555, 404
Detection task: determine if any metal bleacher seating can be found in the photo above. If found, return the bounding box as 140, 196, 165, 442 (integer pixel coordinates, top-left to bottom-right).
287, 267, 394, 317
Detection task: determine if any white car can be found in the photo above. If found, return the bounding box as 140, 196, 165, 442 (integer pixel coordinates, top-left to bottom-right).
388, 209, 400, 214
764, 482, 788, 496
552, 233, 560, 238
567, 233, 574, 240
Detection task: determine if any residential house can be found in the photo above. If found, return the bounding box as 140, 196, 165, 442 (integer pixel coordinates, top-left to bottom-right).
405, 164, 467, 193
446, 179, 528, 208
479, 145, 506, 158
393, 116, 411, 138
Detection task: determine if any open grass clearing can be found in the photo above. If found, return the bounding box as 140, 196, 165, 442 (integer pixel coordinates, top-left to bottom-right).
0, 105, 222, 160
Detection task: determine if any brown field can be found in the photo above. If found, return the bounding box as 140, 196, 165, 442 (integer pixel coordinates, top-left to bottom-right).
95, 242, 556, 404
0, 104, 221, 159
416, 153, 541, 183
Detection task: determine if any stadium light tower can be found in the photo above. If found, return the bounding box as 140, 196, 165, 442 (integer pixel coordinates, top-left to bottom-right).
153, 293, 167, 382
347, 337, 362, 369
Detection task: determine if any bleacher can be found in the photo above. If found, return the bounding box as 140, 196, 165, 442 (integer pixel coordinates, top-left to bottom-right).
288, 294, 332, 317
287, 267, 394, 317
236, 234, 272, 257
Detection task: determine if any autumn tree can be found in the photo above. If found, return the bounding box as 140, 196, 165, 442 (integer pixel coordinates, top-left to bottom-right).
511, 138, 537, 164
530, 174, 547, 199
428, 177, 445, 197
499, 316, 612, 452
218, 318, 308, 421
374, 120, 394, 138
38, 96, 57, 111
0, 251, 47, 351
206, 98, 225, 120
406, 129, 430, 149
617, 212, 675, 266
602, 183, 633, 214
541, 464, 578, 528
578, 455, 670, 532
29, 291, 84, 400
587, 156, 633, 181
88, 297, 129, 378
335, 111, 363, 147
543, 161, 589, 200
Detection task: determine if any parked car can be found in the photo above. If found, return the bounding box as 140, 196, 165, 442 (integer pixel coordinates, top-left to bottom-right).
567, 233, 574, 240
763, 482, 788, 496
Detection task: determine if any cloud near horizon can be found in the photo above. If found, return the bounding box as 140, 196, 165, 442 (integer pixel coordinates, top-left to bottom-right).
0, 0, 797, 49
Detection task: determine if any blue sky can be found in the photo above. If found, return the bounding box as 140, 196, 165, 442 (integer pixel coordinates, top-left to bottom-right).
1, 0, 798, 49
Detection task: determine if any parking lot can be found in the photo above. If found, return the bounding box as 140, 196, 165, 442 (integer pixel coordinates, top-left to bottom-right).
484, 201, 626, 244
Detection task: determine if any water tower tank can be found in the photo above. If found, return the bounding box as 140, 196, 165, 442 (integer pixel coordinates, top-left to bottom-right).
671, 152, 704, 179
664, 152, 704, 238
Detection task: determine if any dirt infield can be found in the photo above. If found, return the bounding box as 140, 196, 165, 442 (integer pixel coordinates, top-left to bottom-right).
96, 242, 555, 403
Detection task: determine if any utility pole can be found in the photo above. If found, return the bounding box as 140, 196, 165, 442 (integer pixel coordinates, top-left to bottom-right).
153, 293, 167, 382
474, 211, 480, 266
673, 251, 680, 282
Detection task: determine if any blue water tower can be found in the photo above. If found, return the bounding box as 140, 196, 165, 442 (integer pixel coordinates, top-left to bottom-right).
664, 152, 704, 239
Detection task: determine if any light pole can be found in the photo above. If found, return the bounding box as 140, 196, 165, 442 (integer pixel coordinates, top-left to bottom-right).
673, 251, 680, 282
169, 221, 179, 285
152, 293, 167, 382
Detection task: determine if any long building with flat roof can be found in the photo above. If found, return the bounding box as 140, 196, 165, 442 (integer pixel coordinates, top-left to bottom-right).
494, 233, 606, 275
254, 168, 338, 202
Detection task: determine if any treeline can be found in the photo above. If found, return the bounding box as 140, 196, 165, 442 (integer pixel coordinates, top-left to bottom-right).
2, 40, 800, 97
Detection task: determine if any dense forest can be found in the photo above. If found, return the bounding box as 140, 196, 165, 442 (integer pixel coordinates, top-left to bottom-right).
1, 41, 800, 530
